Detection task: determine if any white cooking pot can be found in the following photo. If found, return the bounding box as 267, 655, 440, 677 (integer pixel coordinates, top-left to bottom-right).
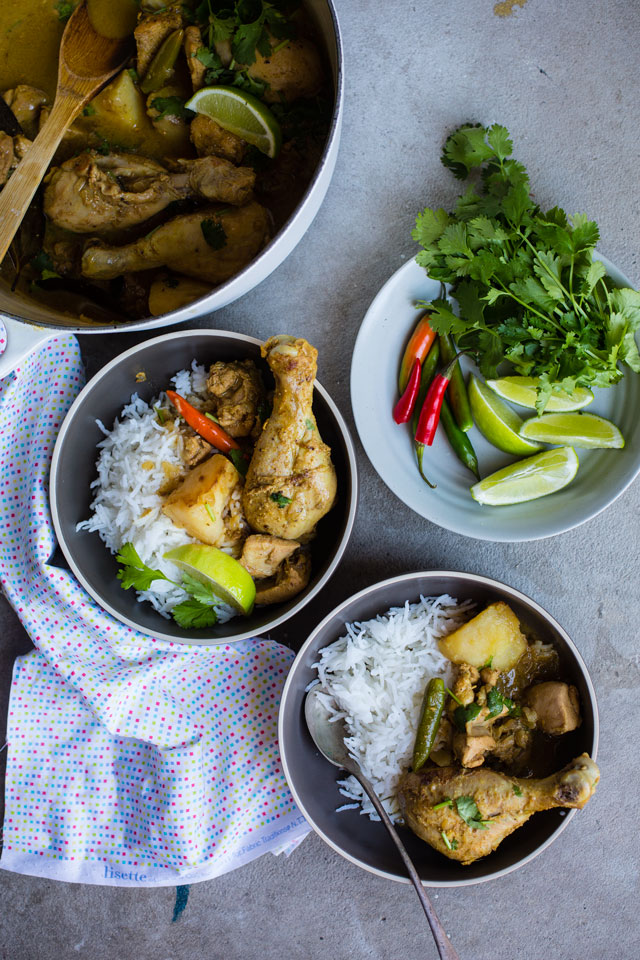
0, 0, 343, 379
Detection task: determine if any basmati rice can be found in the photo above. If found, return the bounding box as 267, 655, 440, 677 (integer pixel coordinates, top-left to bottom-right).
312, 594, 474, 821
77, 361, 236, 623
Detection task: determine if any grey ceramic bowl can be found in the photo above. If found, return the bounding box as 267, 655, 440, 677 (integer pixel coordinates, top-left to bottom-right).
278, 571, 599, 886
50, 330, 358, 644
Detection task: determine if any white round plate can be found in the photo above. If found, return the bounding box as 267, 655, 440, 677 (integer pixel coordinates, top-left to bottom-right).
350, 254, 640, 541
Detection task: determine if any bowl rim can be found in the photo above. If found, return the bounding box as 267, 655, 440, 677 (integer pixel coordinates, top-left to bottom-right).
49, 328, 359, 645
350, 252, 640, 542
278, 569, 599, 887
0, 0, 345, 335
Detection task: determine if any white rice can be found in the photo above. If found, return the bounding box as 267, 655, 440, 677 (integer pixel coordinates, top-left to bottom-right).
311, 594, 475, 822
77, 361, 236, 623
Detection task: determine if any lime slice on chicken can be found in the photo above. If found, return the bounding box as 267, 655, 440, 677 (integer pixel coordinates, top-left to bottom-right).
519, 412, 625, 449
164, 544, 256, 614
471, 447, 579, 506
468, 375, 542, 455
486, 377, 594, 412
186, 86, 282, 158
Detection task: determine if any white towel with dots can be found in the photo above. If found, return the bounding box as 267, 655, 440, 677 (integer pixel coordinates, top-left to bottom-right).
0, 336, 308, 886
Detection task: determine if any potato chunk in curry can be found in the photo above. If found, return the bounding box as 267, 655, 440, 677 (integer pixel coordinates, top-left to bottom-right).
162, 453, 242, 547
438, 602, 528, 672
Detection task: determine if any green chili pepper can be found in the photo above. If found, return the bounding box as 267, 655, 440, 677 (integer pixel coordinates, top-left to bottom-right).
440, 398, 480, 479
438, 333, 473, 433
412, 677, 446, 771
141, 29, 184, 94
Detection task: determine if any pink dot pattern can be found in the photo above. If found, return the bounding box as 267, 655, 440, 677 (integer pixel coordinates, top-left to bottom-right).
0, 319, 6, 355
0, 336, 308, 882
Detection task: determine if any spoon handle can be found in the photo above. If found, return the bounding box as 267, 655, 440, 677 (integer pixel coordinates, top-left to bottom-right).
355, 772, 461, 960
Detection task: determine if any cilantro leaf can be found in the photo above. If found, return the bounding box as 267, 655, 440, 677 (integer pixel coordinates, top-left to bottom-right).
180, 571, 219, 605
116, 542, 171, 591
453, 702, 482, 731
512, 783, 523, 797
455, 795, 491, 830
31, 250, 60, 282
55, 1, 76, 22
229, 448, 249, 476
270, 491, 292, 508
486, 686, 516, 719
151, 96, 195, 120
171, 599, 219, 629
200, 218, 227, 250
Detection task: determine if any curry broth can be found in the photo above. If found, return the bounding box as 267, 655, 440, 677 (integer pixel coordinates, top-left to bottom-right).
0, 0, 63, 97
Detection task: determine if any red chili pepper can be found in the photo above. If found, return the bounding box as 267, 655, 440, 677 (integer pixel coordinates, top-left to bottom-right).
393, 358, 421, 424
166, 390, 240, 453
414, 354, 464, 487
398, 314, 437, 393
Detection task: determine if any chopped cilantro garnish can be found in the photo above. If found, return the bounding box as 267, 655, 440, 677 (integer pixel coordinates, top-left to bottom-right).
82, 104, 96, 117
200, 218, 227, 250
150, 96, 195, 121
270, 492, 292, 508
229, 448, 248, 477
54, 1, 75, 22
486, 686, 517, 719
512, 783, 523, 797
453, 702, 482, 731
441, 830, 458, 851
455, 796, 491, 830
432, 798, 454, 811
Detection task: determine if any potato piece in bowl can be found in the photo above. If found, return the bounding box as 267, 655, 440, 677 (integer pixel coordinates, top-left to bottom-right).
162, 454, 241, 546
438, 601, 527, 671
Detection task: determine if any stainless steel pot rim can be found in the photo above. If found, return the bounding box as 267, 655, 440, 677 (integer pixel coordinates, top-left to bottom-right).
49, 328, 359, 645
278, 569, 600, 887
2, 0, 344, 336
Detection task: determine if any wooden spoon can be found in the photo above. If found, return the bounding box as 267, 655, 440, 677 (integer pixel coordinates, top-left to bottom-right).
0, 2, 132, 264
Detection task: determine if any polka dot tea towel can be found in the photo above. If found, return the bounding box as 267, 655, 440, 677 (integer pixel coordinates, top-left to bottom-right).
0, 336, 308, 886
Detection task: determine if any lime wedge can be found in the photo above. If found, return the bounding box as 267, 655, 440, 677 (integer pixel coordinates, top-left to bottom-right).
471, 447, 579, 506
487, 377, 594, 412
468, 374, 542, 455
164, 544, 256, 614
520, 412, 625, 449
186, 86, 282, 158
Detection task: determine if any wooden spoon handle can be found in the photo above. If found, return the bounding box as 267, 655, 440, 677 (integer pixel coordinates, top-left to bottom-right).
355, 772, 461, 960
0, 93, 85, 264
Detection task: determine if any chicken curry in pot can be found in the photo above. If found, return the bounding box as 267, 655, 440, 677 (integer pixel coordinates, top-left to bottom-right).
0, 0, 332, 321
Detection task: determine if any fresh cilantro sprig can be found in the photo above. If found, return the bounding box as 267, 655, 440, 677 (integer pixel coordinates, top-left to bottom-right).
115, 542, 221, 629
413, 123, 640, 412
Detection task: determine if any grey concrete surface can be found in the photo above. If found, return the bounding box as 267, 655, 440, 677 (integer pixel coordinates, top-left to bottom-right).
2, 0, 640, 957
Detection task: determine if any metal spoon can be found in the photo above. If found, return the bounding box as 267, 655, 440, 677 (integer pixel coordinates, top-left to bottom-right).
305, 687, 460, 960
0, 1, 131, 263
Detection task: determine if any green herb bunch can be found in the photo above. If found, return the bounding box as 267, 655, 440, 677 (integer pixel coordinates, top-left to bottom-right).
413, 123, 640, 412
